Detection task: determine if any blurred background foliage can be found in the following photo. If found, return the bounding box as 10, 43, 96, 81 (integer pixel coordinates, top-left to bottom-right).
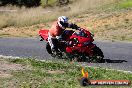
0, 0, 71, 7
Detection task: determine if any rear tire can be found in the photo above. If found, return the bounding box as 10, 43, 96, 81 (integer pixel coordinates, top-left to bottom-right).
46, 43, 52, 54
46, 43, 63, 59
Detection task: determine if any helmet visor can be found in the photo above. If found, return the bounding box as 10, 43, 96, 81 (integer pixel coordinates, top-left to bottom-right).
60, 21, 68, 28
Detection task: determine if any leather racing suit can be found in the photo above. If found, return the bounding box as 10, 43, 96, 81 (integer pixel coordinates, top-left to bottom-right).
48, 21, 78, 52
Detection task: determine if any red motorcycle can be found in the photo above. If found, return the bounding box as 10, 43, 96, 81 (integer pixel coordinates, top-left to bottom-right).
39, 28, 104, 62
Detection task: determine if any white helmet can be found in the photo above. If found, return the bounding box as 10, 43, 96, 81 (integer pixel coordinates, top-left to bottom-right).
58, 16, 68, 28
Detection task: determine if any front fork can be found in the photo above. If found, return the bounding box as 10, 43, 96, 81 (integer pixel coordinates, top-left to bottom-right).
85, 43, 96, 57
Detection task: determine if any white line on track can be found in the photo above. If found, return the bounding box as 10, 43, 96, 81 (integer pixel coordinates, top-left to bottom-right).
0, 55, 20, 59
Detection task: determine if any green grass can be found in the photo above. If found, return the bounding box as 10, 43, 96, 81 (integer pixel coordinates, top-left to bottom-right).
119, 0, 132, 9
0, 58, 131, 88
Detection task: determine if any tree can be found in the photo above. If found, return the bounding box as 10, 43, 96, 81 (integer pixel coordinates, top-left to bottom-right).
0, 0, 41, 7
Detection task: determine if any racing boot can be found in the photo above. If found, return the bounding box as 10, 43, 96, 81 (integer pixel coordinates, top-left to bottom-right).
52, 48, 62, 59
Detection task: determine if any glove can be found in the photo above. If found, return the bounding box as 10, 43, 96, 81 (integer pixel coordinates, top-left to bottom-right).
70, 23, 79, 29
76, 27, 82, 31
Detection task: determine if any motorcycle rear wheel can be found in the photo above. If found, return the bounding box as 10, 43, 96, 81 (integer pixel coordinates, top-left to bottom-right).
46, 43, 52, 54
46, 43, 63, 59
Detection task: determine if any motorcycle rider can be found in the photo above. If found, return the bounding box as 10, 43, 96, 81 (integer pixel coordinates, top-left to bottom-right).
48, 16, 79, 54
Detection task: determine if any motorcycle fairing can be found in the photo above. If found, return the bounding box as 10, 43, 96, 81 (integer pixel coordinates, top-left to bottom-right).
39, 29, 49, 41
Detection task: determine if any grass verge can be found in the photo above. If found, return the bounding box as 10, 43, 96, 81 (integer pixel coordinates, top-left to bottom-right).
119, 0, 132, 9
0, 57, 132, 88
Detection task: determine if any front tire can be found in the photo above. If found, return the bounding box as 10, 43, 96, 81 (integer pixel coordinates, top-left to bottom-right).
90, 46, 104, 63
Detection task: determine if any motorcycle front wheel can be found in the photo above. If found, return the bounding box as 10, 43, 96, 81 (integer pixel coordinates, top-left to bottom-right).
90, 46, 104, 63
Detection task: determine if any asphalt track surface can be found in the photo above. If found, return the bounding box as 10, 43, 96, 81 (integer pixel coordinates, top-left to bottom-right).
0, 38, 132, 72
